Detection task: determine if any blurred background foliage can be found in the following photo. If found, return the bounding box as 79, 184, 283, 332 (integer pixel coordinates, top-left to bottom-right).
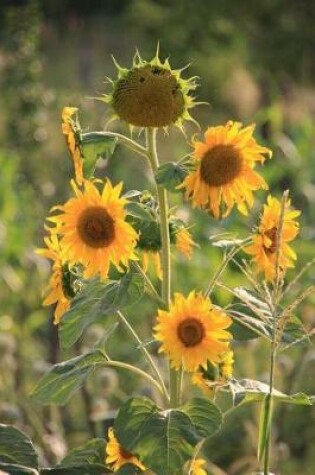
0, 0, 314, 473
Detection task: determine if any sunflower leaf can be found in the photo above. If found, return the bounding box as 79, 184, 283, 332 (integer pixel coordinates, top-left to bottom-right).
180, 397, 222, 438
228, 378, 314, 406
0, 424, 38, 469
0, 463, 39, 475
30, 351, 105, 405
59, 267, 144, 349
155, 161, 189, 192
114, 397, 200, 475
81, 132, 117, 178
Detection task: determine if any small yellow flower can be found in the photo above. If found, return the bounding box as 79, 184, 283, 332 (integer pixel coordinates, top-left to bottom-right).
100, 46, 198, 131
244, 194, 300, 281
154, 291, 232, 372
181, 121, 272, 218
189, 458, 208, 475
47, 179, 138, 280
37, 234, 71, 324
192, 350, 234, 395
175, 228, 196, 259
105, 427, 145, 472
219, 349, 234, 379
62, 107, 84, 185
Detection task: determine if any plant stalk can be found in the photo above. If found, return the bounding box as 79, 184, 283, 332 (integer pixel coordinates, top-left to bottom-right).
146, 128, 180, 407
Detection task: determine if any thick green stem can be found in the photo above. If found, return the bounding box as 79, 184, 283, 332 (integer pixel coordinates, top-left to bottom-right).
146, 128, 180, 407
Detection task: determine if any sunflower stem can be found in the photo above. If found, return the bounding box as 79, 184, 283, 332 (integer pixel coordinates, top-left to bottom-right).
115, 311, 169, 402
262, 192, 288, 474
146, 128, 180, 408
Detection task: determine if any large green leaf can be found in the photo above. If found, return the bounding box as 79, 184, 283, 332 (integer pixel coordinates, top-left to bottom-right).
0, 463, 39, 474
59, 268, 144, 349
81, 132, 117, 178
0, 425, 38, 469
181, 397, 222, 438
31, 351, 105, 405
57, 439, 105, 468
228, 379, 315, 406
114, 397, 199, 475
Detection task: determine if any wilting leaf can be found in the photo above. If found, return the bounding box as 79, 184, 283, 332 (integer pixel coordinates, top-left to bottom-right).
81, 132, 117, 177
155, 162, 189, 192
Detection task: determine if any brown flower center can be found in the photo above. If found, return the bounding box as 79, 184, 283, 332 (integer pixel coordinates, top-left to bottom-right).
200, 144, 243, 186
263, 226, 278, 254
77, 206, 115, 248
177, 317, 205, 347
119, 445, 133, 460
112, 65, 185, 127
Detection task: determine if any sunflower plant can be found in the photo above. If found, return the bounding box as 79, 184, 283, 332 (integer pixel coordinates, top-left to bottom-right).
1, 47, 314, 475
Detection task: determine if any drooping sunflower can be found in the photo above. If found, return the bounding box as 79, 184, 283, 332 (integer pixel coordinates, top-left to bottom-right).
105, 427, 145, 472
100, 46, 198, 130
37, 234, 73, 324
189, 458, 208, 475
154, 291, 232, 372
62, 107, 84, 185
47, 180, 138, 279
244, 194, 300, 281
181, 121, 272, 218
175, 227, 196, 259
192, 349, 234, 395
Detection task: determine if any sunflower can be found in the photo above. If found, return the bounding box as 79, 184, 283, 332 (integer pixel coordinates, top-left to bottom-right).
154, 291, 232, 372
47, 179, 138, 279
62, 106, 84, 185
37, 234, 72, 324
181, 121, 272, 218
244, 194, 300, 281
189, 458, 208, 475
100, 46, 198, 130
105, 427, 145, 472
175, 227, 196, 259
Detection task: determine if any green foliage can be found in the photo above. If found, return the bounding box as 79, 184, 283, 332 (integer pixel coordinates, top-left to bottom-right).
155, 161, 189, 193
81, 132, 118, 178
228, 379, 314, 407
59, 267, 145, 349
0, 424, 38, 469
31, 351, 105, 405
114, 397, 222, 475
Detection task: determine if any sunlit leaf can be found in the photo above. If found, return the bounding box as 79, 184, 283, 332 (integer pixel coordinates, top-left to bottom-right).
81, 132, 117, 178
257, 395, 272, 461
228, 378, 314, 406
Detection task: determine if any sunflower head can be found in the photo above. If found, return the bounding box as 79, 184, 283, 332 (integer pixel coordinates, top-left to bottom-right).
105, 427, 145, 472
245, 194, 300, 281
188, 458, 208, 475
47, 179, 138, 280
154, 291, 232, 372
101, 46, 198, 130
181, 121, 272, 218
37, 235, 76, 324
